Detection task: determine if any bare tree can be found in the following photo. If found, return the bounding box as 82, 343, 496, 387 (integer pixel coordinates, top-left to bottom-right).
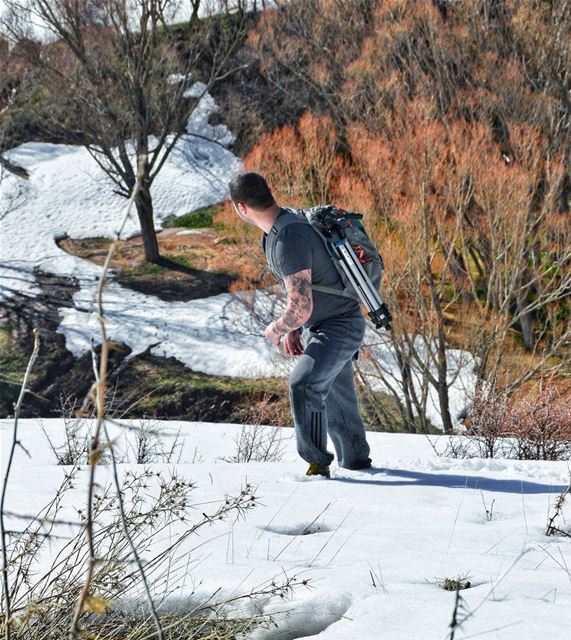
1, 0, 248, 261
0, 38, 30, 182
509, 0, 571, 212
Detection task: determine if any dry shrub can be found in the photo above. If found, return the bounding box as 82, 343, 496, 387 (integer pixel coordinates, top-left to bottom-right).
239, 0, 570, 410
545, 476, 571, 537
447, 380, 571, 460
331, 170, 376, 216
234, 391, 292, 431
221, 424, 289, 464
212, 203, 272, 291
508, 382, 571, 461
244, 111, 343, 206
459, 383, 513, 458
0, 461, 301, 639
214, 201, 259, 243
346, 107, 568, 330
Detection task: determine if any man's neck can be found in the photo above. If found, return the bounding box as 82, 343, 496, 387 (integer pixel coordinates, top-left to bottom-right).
257, 203, 281, 234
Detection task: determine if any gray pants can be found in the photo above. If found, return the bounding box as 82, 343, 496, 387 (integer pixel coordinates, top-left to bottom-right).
289, 312, 371, 468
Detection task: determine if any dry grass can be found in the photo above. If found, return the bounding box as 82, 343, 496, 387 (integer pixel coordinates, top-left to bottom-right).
57, 224, 271, 292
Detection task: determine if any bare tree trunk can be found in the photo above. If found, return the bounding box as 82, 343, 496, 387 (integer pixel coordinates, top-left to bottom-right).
427, 258, 454, 433
516, 286, 536, 350
135, 183, 160, 263
437, 345, 453, 434
558, 160, 570, 214
395, 350, 417, 433
189, 0, 201, 26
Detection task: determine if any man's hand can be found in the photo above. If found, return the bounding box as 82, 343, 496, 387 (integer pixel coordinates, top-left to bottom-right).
283, 329, 304, 357
264, 322, 282, 347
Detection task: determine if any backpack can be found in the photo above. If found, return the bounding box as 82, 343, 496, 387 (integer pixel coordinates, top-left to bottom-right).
263, 205, 392, 330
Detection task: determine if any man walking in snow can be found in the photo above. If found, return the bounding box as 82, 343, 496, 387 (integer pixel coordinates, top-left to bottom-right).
229, 172, 371, 477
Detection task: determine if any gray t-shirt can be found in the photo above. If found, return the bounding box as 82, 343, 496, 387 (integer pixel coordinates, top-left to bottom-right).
265, 209, 360, 328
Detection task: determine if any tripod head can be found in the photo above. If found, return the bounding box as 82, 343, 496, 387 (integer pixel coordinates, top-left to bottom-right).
303, 205, 360, 239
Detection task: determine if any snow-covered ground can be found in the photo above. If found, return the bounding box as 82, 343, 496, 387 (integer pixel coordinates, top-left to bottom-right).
0, 83, 282, 376
1, 418, 570, 639
0, 82, 239, 300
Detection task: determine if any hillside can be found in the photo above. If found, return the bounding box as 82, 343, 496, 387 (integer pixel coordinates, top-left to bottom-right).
1, 3, 570, 639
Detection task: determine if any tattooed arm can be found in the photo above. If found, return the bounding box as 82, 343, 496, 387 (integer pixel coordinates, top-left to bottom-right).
264, 269, 313, 347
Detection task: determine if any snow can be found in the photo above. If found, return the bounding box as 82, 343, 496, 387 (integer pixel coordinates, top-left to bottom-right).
57, 285, 281, 378
0, 83, 239, 302
55, 281, 476, 427
360, 333, 477, 429
183, 81, 236, 147
1, 418, 570, 639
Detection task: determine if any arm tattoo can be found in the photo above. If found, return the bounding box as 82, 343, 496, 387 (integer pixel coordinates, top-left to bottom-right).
274, 269, 313, 334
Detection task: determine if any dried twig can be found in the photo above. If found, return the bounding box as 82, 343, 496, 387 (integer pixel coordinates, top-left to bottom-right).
103, 420, 164, 637
545, 475, 571, 537
0, 328, 40, 640
69, 157, 151, 640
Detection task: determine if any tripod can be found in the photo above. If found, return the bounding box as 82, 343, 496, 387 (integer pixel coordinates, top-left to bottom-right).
330, 238, 392, 331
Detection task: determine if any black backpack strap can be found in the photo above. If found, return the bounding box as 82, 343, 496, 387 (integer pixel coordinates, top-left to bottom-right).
311, 282, 357, 299
263, 208, 357, 301
264, 209, 309, 277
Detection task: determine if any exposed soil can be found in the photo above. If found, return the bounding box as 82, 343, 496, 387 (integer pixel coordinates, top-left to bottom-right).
0, 266, 291, 423
0, 269, 83, 417
56, 225, 273, 302
92, 351, 292, 425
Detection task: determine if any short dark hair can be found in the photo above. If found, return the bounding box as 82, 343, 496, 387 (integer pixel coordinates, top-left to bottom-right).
229, 172, 275, 209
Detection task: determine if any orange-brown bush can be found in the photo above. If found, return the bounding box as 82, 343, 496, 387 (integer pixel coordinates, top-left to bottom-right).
241, 0, 570, 430
508, 383, 571, 461
243, 111, 343, 206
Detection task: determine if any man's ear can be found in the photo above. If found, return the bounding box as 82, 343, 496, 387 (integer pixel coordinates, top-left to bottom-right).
232, 201, 247, 217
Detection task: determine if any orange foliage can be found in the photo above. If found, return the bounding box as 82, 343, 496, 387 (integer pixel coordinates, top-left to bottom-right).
244, 111, 343, 207
243, 0, 570, 361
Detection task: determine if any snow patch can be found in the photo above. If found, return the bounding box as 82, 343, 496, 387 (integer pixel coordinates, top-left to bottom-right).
249, 592, 352, 640
57, 286, 283, 378
1, 419, 570, 640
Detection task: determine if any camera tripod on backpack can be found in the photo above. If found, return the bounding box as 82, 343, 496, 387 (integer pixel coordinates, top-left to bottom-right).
306, 207, 392, 332
328, 234, 392, 331
264, 204, 393, 332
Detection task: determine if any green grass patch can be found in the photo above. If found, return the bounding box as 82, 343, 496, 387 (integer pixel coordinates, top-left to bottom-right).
143, 365, 284, 396
129, 252, 197, 276
163, 205, 223, 230
129, 262, 168, 276
189, 375, 284, 395
129, 363, 289, 419
0, 325, 28, 386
